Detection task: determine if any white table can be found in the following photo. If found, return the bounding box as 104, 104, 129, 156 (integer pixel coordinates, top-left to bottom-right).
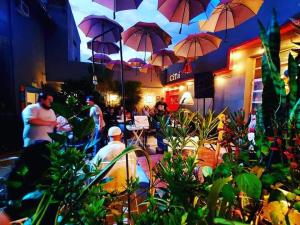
126, 125, 149, 147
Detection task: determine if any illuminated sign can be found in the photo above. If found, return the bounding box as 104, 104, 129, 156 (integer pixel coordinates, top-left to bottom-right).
169, 72, 181, 81
166, 70, 193, 84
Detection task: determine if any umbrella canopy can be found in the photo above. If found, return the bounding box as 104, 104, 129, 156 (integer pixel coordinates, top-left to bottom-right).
88, 53, 111, 64
174, 33, 222, 59
149, 49, 179, 68
199, 0, 264, 33
79, 15, 123, 42
158, 0, 210, 33
122, 22, 172, 57
106, 60, 131, 70
87, 41, 119, 54
140, 64, 161, 81
128, 58, 145, 68
139, 63, 160, 73
92, 0, 143, 19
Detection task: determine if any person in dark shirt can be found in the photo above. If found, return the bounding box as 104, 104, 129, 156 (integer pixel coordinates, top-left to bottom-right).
155, 97, 168, 115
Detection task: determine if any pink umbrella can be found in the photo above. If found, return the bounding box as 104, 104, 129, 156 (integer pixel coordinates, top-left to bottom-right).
158, 0, 210, 33
122, 22, 172, 60
92, 0, 143, 19
148, 49, 179, 69
87, 41, 119, 54
88, 53, 111, 64
106, 60, 131, 71
128, 58, 145, 68
79, 15, 123, 42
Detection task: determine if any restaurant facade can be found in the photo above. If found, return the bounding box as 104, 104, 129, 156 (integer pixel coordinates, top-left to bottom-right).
163, 20, 300, 118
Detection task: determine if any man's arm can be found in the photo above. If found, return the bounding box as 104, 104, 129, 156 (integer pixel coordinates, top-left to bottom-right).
28, 118, 57, 127
23, 106, 57, 127
98, 110, 105, 130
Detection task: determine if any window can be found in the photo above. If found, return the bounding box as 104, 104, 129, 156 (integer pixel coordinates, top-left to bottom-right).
250, 50, 291, 112
251, 57, 263, 112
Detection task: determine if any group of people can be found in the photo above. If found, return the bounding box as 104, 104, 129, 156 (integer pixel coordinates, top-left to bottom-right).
8, 92, 169, 198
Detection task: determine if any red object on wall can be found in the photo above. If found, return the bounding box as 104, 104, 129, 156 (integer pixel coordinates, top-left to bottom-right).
166, 89, 179, 112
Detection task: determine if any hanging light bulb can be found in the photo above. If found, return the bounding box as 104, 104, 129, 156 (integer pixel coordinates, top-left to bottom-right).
92, 75, 98, 86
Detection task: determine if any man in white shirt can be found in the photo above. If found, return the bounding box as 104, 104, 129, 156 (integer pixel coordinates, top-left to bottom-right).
86, 96, 105, 156
8, 93, 57, 200
22, 92, 57, 147
90, 126, 137, 193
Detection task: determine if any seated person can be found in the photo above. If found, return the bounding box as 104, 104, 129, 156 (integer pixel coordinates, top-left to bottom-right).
90, 126, 137, 193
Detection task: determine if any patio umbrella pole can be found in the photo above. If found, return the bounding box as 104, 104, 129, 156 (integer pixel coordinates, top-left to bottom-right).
91, 27, 115, 83
179, 0, 188, 34
119, 29, 131, 221
113, 0, 116, 19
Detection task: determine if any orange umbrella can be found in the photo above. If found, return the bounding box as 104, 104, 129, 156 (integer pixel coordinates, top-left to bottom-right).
148, 49, 179, 69
199, 0, 263, 34
174, 33, 222, 59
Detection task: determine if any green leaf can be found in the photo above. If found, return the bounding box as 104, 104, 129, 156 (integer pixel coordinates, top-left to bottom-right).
207, 177, 232, 219
294, 202, 300, 212
261, 144, 270, 155
48, 133, 67, 145
51, 102, 73, 119
293, 189, 300, 195
235, 173, 262, 200
288, 53, 298, 109
181, 212, 188, 225
16, 165, 29, 176
202, 166, 213, 177
214, 218, 250, 225
222, 184, 236, 203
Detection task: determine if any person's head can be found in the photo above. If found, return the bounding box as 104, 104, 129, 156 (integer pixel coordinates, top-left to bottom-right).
109, 107, 114, 114
160, 97, 165, 102
38, 92, 53, 110
108, 126, 122, 142
86, 96, 95, 106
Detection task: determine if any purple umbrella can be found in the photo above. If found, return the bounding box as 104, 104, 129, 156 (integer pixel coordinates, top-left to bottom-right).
127, 58, 145, 68
88, 53, 111, 64
79, 15, 123, 76
87, 41, 119, 54
106, 60, 132, 71
92, 0, 143, 19
78, 15, 123, 42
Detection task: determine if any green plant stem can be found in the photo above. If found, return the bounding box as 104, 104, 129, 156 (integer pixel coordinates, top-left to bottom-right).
35, 195, 53, 225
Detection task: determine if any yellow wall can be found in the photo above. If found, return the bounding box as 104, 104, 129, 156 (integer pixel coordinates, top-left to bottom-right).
214, 27, 300, 118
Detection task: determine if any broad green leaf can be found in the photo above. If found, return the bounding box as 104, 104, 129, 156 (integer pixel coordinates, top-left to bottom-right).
235, 173, 262, 200
222, 184, 236, 203
207, 176, 232, 219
